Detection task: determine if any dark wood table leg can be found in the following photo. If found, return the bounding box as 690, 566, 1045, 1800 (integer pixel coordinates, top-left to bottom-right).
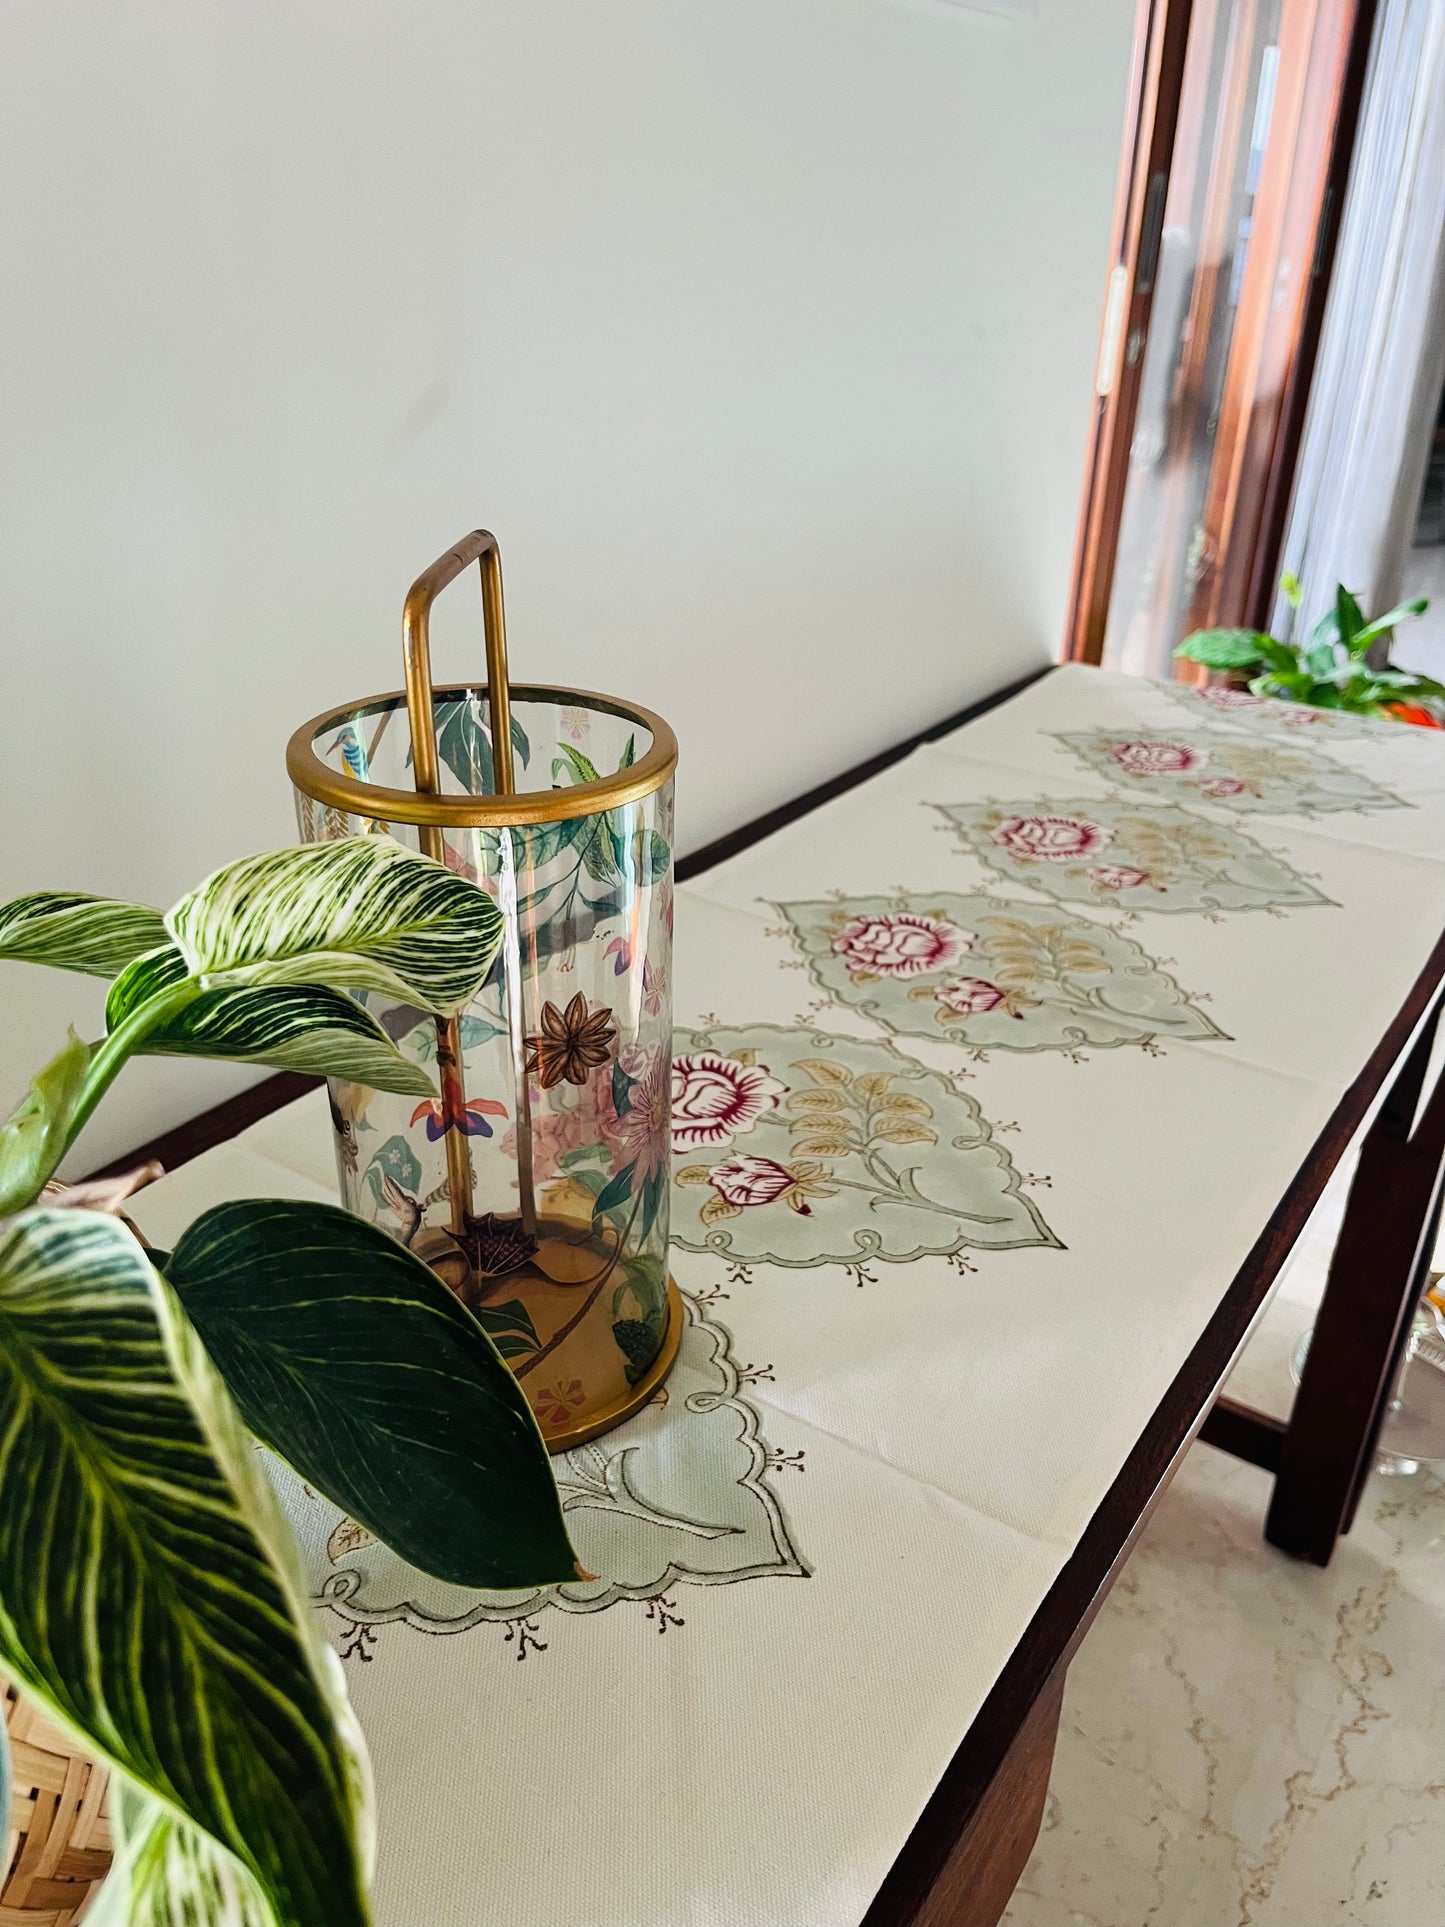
1265, 998, 1445, 1565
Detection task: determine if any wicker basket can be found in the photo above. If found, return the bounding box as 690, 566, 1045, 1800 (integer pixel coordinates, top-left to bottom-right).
3, 1685, 111, 1924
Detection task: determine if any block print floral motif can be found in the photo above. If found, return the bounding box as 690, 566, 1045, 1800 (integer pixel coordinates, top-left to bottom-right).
274, 1291, 808, 1644
1051, 727, 1405, 817
670, 1024, 1059, 1268
1158, 681, 1404, 742
934, 797, 1334, 916
777, 893, 1227, 1055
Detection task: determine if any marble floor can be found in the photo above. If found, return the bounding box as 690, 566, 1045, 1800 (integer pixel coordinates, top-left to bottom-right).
1003, 1164, 1445, 1927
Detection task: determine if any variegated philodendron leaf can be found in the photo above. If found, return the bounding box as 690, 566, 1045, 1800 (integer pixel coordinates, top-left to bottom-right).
0, 1209, 372, 1927
0, 1031, 90, 1219
107, 948, 435, 1099
87, 1783, 277, 1927
0, 891, 168, 978
167, 836, 504, 1016
166, 1200, 579, 1589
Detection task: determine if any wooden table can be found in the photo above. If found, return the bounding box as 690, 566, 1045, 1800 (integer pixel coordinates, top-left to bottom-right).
105, 666, 1445, 1927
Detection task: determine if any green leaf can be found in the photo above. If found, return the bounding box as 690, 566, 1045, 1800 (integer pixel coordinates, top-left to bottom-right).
88, 1782, 278, 1927
167, 835, 504, 1016
1256, 667, 1313, 696
165, 1200, 577, 1588
1280, 571, 1303, 609
1173, 629, 1271, 670
592, 1160, 637, 1225
1305, 682, 1345, 708
471, 1297, 540, 1362
612, 1057, 637, 1117
638, 1163, 667, 1243
551, 744, 601, 787
363, 1134, 422, 1202
618, 734, 636, 769
0, 1208, 370, 1927
576, 816, 622, 885
1336, 584, 1367, 655
1304, 636, 1345, 680
619, 829, 670, 887
430, 697, 530, 796
0, 1031, 90, 1216
106, 947, 435, 1098
1354, 597, 1431, 651
0, 892, 169, 979
1255, 636, 1299, 675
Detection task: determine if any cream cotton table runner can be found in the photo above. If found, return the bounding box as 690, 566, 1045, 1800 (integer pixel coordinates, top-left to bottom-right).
127, 664, 1445, 1927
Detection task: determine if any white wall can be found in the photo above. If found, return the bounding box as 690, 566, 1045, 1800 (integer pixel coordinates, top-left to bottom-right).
0, 0, 1134, 1170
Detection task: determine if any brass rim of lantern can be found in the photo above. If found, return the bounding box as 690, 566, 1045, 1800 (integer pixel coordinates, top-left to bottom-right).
539, 1279, 686, 1453
286, 682, 678, 828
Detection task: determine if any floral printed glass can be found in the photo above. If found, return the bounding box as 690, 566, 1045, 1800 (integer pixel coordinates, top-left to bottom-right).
287, 540, 678, 1450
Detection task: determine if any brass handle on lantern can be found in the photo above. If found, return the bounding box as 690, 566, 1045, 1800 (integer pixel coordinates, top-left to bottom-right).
402, 530, 516, 815
401, 531, 523, 1239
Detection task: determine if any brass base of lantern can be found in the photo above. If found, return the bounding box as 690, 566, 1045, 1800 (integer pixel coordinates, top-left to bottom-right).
415, 1209, 684, 1453
539, 1278, 684, 1454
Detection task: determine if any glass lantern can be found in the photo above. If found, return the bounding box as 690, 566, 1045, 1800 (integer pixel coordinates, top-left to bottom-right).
285, 533, 680, 1449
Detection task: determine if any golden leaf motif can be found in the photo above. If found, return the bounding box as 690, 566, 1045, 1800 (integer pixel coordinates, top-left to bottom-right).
789, 1136, 853, 1160
732, 1048, 758, 1067
1228, 742, 1309, 785
328, 1518, 376, 1562
785, 1088, 847, 1113
871, 1120, 938, 1146
871, 1092, 933, 1116
852, 1071, 894, 1098
675, 1164, 716, 1186
975, 915, 1109, 990
1118, 812, 1231, 867
700, 1193, 743, 1224
793, 1057, 854, 1088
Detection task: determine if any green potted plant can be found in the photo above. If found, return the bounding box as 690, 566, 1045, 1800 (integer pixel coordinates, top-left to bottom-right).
1174, 577, 1441, 724
0, 833, 578, 1927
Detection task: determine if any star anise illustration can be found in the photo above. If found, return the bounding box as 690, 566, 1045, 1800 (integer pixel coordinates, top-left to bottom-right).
524, 993, 617, 1089
457, 1211, 540, 1280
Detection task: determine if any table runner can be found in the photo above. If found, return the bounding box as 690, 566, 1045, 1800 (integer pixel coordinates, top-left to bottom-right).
128, 664, 1445, 1927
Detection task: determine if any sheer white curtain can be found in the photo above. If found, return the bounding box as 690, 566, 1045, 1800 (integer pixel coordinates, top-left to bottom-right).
1275, 0, 1445, 638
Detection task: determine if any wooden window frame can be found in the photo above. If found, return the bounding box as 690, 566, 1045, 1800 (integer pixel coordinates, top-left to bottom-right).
1064, 0, 1381, 665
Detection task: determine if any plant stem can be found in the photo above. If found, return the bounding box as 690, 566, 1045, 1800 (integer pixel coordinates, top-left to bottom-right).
62, 979, 203, 1164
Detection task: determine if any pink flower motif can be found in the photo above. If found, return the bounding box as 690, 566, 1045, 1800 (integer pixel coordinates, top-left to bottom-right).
603, 935, 632, 977
707, 1155, 801, 1210
642, 958, 667, 1019
1199, 776, 1246, 798
671, 1052, 786, 1150
1198, 687, 1266, 710
560, 705, 591, 741
532, 1378, 586, 1427
1107, 739, 1204, 776
501, 1079, 615, 1183
935, 976, 1007, 1015
992, 815, 1115, 863
830, 911, 968, 979
604, 1045, 671, 1178
1091, 864, 1150, 890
